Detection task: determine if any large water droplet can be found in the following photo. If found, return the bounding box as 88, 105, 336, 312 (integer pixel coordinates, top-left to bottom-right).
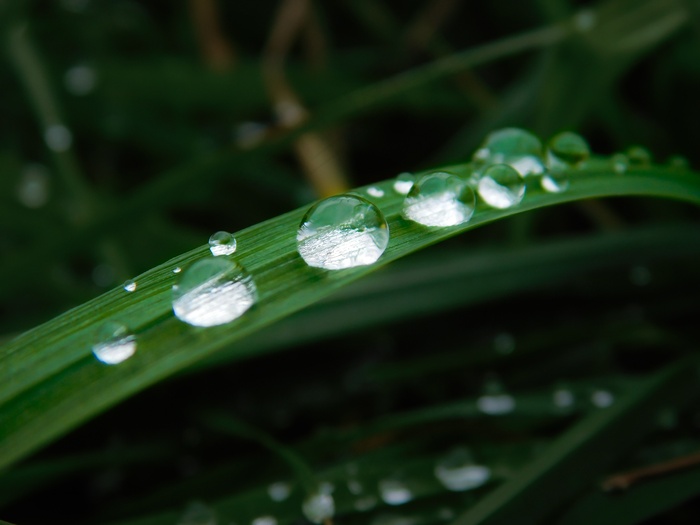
92, 321, 137, 365
477, 164, 525, 209
434, 448, 491, 492
44, 124, 73, 152
547, 132, 590, 167
123, 279, 137, 292
403, 172, 475, 227
626, 146, 652, 166
302, 490, 335, 524
379, 477, 413, 506
64, 64, 97, 96
177, 501, 218, 525
297, 194, 389, 270
474, 128, 544, 177
267, 481, 291, 502
393, 172, 414, 195
172, 257, 256, 327
16, 164, 50, 208
208, 231, 237, 256
541, 171, 570, 193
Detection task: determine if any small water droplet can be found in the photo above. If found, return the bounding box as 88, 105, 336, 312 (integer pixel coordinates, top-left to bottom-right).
16, 164, 50, 208
547, 131, 590, 168
251, 516, 277, 525
434, 447, 491, 492
477, 164, 525, 209
92, 321, 136, 365
267, 481, 291, 502
379, 477, 413, 506
44, 124, 73, 152
172, 257, 257, 327
209, 231, 237, 256
173, 266, 182, 274
591, 389, 614, 408
177, 501, 218, 525
668, 155, 689, 169
393, 172, 415, 195
123, 279, 137, 292
626, 146, 652, 166
347, 479, 364, 495
354, 495, 378, 511
552, 388, 575, 409
629, 265, 651, 287
367, 186, 385, 198
403, 171, 475, 227
297, 194, 389, 270
64, 64, 97, 95
574, 9, 597, 32
477, 380, 516, 415
473, 128, 544, 177
302, 490, 335, 524
611, 153, 629, 174
493, 332, 515, 355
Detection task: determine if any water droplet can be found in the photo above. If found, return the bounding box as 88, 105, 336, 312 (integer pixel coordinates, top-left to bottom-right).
267, 481, 291, 502
611, 153, 629, 174
297, 194, 389, 270
477, 381, 516, 415
379, 477, 413, 506
403, 172, 475, 227
208, 231, 237, 256
92, 321, 136, 365
552, 388, 575, 409
354, 495, 378, 511
437, 508, 455, 521
493, 332, 515, 355
173, 267, 182, 274
347, 479, 364, 495
44, 124, 73, 152
251, 516, 277, 525
574, 9, 597, 32
626, 146, 652, 166
477, 164, 525, 209
64, 64, 97, 95
177, 501, 218, 525
367, 186, 385, 198
123, 279, 137, 292
540, 170, 569, 193
668, 155, 689, 169
629, 265, 651, 287
547, 131, 590, 168
473, 128, 544, 177
591, 389, 614, 408
434, 447, 491, 492
16, 164, 50, 208
302, 490, 335, 524
393, 172, 414, 195
234, 121, 268, 148
172, 257, 257, 327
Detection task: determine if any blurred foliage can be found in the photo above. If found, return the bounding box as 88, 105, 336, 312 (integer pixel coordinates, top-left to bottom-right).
1, 0, 700, 524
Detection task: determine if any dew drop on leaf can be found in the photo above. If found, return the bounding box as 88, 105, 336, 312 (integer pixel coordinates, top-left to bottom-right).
297, 194, 389, 270
16, 164, 50, 208
92, 321, 136, 365
267, 481, 291, 502
591, 389, 615, 408
366, 185, 385, 198
477, 380, 516, 415
403, 172, 475, 227
208, 231, 237, 256
44, 124, 73, 152
473, 128, 545, 177
302, 489, 335, 524
434, 447, 491, 492
477, 164, 525, 209
378, 477, 413, 506
626, 146, 652, 166
393, 172, 415, 195
611, 153, 629, 174
123, 279, 137, 292
172, 257, 256, 327
552, 388, 575, 409
547, 131, 590, 168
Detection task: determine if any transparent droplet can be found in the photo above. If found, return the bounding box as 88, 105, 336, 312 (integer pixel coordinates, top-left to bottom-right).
477, 380, 516, 415
591, 389, 614, 408
302, 491, 335, 524
267, 481, 291, 502
547, 131, 590, 168
297, 194, 389, 270
354, 495, 378, 511
611, 153, 629, 174
251, 516, 277, 525
668, 155, 689, 169
209, 231, 237, 256
473, 128, 544, 177
403, 172, 475, 227
574, 9, 597, 32
626, 146, 652, 166
493, 332, 515, 355
177, 501, 218, 525
44, 124, 73, 152
379, 477, 413, 506
629, 265, 651, 287
541, 170, 570, 193
434, 447, 491, 492
172, 257, 257, 327
477, 164, 525, 209
92, 321, 136, 365
173, 266, 182, 274
393, 172, 414, 195
64, 64, 97, 95
16, 163, 50, 208
552, 388, 575, 409
123, 279, 137, 292
367, 186, 385, 198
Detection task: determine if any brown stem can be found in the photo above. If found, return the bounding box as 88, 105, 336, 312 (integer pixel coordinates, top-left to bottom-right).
601, 450, 700, 491
189, 0, 236, 71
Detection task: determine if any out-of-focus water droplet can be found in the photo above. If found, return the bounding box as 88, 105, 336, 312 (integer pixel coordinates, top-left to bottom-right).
64, 64, 97, 95
16, 164, 51, 208
173, 266, 182, 274
123, 279, 137, 292
348, 479, 364, 495
473, 128, 544, 177
591, 389, 614, 408
267, 481, 291, 502
493, 332, 515, 355
251, 516, 277, 525
403, 172, 475, 227
172, 257, 256, 327
438, 508, 455, 521
477, 380, 516, 415
92, 321, 136, 365
302, 490, 335, 524
541, 170, 569, 193
297, 194, 389, 270
547, 131, 590, 168
611, 153, 628, 174
668, 155, 689, 169
379, 477, 413, 506
477, 164, 525, 209
234, 121, 268, 148
367, 186, 385, 198
44, 124, 73, 152
393, 172, 414, 195
355, 495, 378, 511
177, 501, 218, 525
552, 388, 575, 409
434, 447, 491, 492
574, 9, 597, 31
626, 146, 652, 166
629, 265, 651, 287
208, 231, 237, 256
